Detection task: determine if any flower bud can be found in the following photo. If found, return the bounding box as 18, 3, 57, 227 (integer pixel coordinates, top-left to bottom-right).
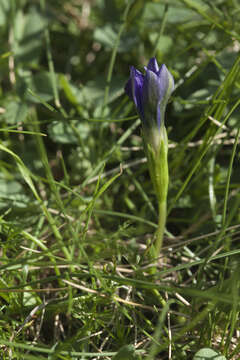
125, 57, 174, 152
125, 58, 174, 203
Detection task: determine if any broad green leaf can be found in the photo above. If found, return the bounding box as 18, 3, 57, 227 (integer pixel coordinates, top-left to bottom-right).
26, 72, 55, 102
3, 99, 28, 124
13, 7, 47, 64
48, 120, 90, 144
193, 348, 226, 360
0, 0, 10, 27
149, 34, 173, 54
83, 75, 125, 106
94, 25, 138, 52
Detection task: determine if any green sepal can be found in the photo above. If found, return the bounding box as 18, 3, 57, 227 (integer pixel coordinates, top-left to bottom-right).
143, 125, 169, 203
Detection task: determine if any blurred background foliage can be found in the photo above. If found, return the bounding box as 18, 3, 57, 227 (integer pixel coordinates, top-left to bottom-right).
0, 0, 239, 232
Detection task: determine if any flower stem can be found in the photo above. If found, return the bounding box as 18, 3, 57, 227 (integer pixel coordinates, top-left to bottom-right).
155, 200, 167, 257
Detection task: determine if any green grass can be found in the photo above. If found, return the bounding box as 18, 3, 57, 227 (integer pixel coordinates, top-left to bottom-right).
0, 0, 240, 359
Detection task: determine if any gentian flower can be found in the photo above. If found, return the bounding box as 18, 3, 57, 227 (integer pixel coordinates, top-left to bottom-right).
125, 57, 174, 151
124, 58, 174, 256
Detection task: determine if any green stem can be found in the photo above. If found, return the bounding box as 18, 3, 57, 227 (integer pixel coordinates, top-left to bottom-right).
155, 201, 167, 257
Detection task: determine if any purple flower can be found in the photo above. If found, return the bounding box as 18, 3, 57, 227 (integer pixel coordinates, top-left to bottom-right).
125, 58, 174, 132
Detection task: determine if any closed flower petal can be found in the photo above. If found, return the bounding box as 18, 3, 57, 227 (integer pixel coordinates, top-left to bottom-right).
125, 67, 145, 120
125, 58, 174, 144
147, 57, 159, 73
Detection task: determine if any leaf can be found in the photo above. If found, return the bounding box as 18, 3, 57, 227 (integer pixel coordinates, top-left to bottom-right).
16, 71, 55, 102
149, 34, 173, 54
0, 176, 31, 209
13, 6, 47, 64
193, 348, 226, 360
94, 24, 138, 52
48, 120, 90, 144
3, 99, 28, 124
0, 0, 10, 27
59, 74, 81, 106
143, 2, 205, 24
94, 24, 117, 49
0, 277, 10, 302
60, 73, 125, 111
0, 144, 40, 201
27, 72, 55, 102
83, 75, 125, 106
94, 166, 122, 201
112, 345, 138, 360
